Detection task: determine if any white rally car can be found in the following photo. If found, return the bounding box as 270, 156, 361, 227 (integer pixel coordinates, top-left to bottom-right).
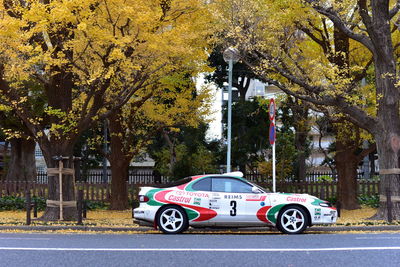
133, 172, 337, 234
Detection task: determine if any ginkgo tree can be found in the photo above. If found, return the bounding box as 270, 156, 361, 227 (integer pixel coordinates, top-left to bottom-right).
0, 0, 212, 220
212, 0, 400, 220
106, 72, 212, 210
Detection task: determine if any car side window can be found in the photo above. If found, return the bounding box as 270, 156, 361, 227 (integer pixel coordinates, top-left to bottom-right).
192, 178, 211, 191
211, 178, 253, 193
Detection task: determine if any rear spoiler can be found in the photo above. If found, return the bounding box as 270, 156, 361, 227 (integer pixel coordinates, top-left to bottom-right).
222, 171, 244, 177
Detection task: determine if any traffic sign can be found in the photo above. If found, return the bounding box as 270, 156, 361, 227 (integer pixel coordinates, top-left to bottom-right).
269, 98, 275, 121
269, 122, 276, 145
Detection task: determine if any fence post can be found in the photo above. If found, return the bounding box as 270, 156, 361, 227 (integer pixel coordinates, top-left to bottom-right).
320, 187, 325, 200
26, 190, 31, 225
386, 188, 393, 223
83, 199, 87, 219
77, 189, 83, 225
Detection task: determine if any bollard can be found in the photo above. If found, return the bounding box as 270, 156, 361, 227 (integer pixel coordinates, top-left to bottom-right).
387, 188, 393, 223
77, 190, 83, 225
336, 201, 341, 218
26, 191, 31, 225
33, 198, 38, 218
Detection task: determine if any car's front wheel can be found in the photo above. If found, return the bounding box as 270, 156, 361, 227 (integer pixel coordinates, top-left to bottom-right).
157, 206, 188, 234
277, 206, 308, 234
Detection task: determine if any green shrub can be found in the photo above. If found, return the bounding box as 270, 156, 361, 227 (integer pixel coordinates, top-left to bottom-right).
85, 200, 108, 210
316, 175, 335, 183
0, 196, 46, 211
358, 194, 379, 208
325, 196, 337, 205
0, 196, 109, 211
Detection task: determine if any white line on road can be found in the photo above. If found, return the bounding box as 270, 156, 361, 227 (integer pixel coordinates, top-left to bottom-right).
0, 238, 51, 240
0, 247, 400, 252
356, 237, 400, 240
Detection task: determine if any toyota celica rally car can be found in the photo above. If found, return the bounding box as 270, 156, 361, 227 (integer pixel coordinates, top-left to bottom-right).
133, 172, 337, 234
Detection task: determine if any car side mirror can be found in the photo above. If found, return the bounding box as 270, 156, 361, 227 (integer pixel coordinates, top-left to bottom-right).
251, 186, 262, 194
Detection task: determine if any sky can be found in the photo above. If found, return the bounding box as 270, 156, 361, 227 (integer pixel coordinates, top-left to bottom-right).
196, 74, 223, 140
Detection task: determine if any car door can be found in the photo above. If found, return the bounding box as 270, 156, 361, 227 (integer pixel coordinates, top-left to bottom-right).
208, 177, 255, 226
243, 190, 271, 225
187, 177, 213, 226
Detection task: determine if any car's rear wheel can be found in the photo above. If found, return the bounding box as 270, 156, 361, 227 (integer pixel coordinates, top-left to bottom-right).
277, 206, 308, 234
157, 206, 188, 234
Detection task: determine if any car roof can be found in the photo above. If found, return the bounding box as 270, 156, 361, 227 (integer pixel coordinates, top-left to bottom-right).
152, 172, 247, 189
190, 173, 246, 182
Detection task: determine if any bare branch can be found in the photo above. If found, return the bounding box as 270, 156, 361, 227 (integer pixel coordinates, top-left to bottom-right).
357, 0, 374, 30
305, 0, 375, 52
390, 0, 400, 19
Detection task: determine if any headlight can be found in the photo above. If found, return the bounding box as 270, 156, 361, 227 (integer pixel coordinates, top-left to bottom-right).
319, 202, 332, 207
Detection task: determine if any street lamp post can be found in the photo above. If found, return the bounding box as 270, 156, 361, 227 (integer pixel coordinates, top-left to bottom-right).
223, 47, 240, 173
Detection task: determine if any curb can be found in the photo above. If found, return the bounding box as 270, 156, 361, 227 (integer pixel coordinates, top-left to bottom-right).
0, 225, 400, 233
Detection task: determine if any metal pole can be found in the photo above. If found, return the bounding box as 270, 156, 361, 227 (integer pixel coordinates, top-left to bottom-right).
272, 142, 276, 192
227, 59, 233, 173
58, 160, 64, 220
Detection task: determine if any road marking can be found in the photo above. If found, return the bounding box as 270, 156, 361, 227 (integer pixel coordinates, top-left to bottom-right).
356, 237, 400, 240
0, 238, 51, 240
0, 247, 400, 252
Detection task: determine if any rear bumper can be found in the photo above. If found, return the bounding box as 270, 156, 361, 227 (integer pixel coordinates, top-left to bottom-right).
133, 205, 159, 223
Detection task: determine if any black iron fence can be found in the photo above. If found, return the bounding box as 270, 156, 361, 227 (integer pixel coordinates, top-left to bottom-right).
35, 170, 378, 184
36, 169, 169, 184
0, 180, 379, 203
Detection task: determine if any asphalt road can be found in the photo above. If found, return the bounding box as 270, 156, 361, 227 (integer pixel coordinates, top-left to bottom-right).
0, 232, 400, 267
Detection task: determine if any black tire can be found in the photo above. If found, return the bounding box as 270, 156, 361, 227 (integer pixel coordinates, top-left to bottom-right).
157, 206, 189, 234
277, 205, 308, 234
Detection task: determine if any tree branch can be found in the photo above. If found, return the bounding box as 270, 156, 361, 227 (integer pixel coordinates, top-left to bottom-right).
305, 0, 375, 52
389, 0, 400, 19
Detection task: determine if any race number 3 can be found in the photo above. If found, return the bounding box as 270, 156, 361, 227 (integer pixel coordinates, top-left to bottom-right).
230, 201, 237, 216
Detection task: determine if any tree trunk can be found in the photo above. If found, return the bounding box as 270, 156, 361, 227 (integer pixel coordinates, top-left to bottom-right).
294, 130, 308, 181
108, 111, 130, 210
335, 140, 360, 210
37, 135, 78, 221
367, 0, 400, 220
40, 153, 78, 221
110, 157, 130, 210
5, 138, 37, 181
373, 130, 400, 220
291, 100, 310, 181
163, 130, 176, 174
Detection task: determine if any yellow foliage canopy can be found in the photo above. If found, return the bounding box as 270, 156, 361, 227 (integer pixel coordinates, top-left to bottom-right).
0, 0, 213, 145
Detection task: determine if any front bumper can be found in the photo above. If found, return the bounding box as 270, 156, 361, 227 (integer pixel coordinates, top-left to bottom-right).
312, 207, 337, 224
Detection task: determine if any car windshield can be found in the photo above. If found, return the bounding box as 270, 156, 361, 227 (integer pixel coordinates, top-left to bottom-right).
153, 177, 192, 188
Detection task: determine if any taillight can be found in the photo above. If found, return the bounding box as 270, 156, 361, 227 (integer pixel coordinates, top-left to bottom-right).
139, 195, 149, 202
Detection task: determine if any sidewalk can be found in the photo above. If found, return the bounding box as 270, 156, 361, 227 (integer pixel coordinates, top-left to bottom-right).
1, 207, 398, 234
1, 224, 399, 233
